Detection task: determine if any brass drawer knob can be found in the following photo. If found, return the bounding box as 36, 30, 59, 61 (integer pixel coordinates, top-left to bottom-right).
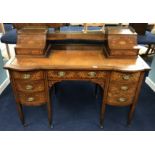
120, 86, 128, 91
119, 41, 126, 45
27, 97, 34, 102
58, 71, 65, 77
23, 73, 31, 79
25, 85, 33, 90
122, 74, 131, 80
117, 97, 127, 102
88, 72, 96, 77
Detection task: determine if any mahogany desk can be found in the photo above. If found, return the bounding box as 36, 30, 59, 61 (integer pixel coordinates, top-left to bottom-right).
5, 44, 150, 128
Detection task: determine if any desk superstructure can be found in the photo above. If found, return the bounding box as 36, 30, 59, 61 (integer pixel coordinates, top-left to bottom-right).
4, 24, 150, 128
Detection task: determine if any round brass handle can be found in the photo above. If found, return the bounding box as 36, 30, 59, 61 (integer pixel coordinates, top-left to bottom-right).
88, 72, 96, 78
23, 74, 31, 79
120, 86, 128, 91
58, 71, 65, 77
122, 74, 131, 80
25, 85, 33, 90
117, 97, 127, 102
27, 97, 34, 102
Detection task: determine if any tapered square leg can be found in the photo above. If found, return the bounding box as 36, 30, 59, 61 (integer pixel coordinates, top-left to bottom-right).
100, 119, 104, 128
100, 102, 106, 128
47, 101, 53, 128
127, 104, 135, 126
16, 103, 25, 126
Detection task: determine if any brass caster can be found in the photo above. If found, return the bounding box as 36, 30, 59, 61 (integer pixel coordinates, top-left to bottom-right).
23, 123, 29, 127
50, 124, 54, 129
100, 124, 104, 129
49, 123, 54, 129
127, 122, 131, 128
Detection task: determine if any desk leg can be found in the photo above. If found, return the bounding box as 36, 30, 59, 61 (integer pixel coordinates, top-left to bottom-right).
10, 72, 26, 126
128, 104, 135, 125
45, 73, 53, 128
46, 86, 53, 128
98, 73, 111, 128
97, 83, 107, 128
47, 99, 52, 128
127, 72, 145, 126
45, 73, 54, 128
16, 103, 25, 126
100, 99, 106, 128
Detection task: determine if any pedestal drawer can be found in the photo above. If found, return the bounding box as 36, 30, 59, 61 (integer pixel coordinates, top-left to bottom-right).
12, 71, 44, 80
18, 92, 46, 106
15, 80, 45, 92
110, 71, 140, 82
107, 95, 134, 106
108, 82, 137, 94
107, 82, 137, 106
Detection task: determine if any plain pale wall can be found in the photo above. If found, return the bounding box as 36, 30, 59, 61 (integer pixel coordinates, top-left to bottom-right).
148, 55, 155, 83
0, 49, 7, 84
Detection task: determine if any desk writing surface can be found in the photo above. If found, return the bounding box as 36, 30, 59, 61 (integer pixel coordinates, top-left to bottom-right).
5, 45, 150, 71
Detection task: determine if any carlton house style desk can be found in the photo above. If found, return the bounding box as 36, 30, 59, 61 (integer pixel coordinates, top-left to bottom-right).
4, 23, 150, 128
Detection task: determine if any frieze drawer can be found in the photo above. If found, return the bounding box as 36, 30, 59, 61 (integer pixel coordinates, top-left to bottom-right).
48, 70, 107, 79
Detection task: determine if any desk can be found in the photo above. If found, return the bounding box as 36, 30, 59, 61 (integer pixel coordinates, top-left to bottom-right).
5, 44, 150, 128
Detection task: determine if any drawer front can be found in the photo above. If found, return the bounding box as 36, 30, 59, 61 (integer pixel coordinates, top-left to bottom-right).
107, 94, 134, 106
18, 92, 46, 106
108, 36, 137, 49
15, 48, 44, 55
12, 71, 44, 80
15, 80, 45, 92
110, 71, 140, 82
110, 49, 138, 56
48, 70, 106, 80
107, 82, 137, 106
108, 82, 137, 94
18, 35, 46, 48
